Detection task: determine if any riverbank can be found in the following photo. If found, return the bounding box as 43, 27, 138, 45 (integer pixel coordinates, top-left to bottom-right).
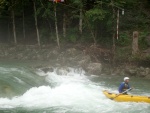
0, 43, 150, 79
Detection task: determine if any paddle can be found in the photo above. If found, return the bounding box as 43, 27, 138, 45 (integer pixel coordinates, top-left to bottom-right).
111, 88, 132, 100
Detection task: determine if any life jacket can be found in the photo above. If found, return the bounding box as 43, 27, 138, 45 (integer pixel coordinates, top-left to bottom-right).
122, 82, 129, 92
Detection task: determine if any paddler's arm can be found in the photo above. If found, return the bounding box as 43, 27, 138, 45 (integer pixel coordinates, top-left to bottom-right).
118, 83, 124, 93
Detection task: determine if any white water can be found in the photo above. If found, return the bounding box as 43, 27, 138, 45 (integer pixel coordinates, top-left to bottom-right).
0, 67, 149, 113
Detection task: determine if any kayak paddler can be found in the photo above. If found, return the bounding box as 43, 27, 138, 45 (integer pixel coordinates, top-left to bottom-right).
118, 77, 132, 94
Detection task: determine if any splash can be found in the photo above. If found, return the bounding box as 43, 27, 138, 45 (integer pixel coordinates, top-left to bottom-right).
0, 66, 149, 113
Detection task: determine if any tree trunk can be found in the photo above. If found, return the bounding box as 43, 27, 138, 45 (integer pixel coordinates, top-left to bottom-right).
8, 22, 10, 43
54, 4, 60, 48
132, 31, 139, 55
46, 18, 53, 42
85, 19, 96, 44
63, 13, 66, 38
116, 9, 119, 40
11, 0, 17, 44
111, 0, 116, 65
79, 7, 83, 35
33, 0, 40, 46
22, 0, 26, 40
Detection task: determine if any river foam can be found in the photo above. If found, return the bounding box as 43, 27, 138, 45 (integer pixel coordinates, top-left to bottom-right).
0, 66, 149, 113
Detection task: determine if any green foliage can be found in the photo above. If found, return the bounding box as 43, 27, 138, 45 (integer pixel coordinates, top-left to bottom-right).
115, 46, 131, 62
69, 0, 85, 7
139, 31, 149, 49
116, 32, 131, 46
144, 55, 150, 61
65, 28, 78, 43
69, 35, 77, 43
0, 0, 149, 49
69, 0, 86, 20
85, 8, 106, 22
40, 28, 51, 44
37, 1, 54, 19
0, 0, 9, 18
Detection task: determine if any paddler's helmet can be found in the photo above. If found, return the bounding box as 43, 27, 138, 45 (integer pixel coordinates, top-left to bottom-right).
124, 77, 129, 81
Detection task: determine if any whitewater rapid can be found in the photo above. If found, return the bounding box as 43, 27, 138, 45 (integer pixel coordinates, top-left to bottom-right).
0, 65, 149, 113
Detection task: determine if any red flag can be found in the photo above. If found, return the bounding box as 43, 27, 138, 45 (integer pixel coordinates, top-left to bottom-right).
53, 0, 64, 3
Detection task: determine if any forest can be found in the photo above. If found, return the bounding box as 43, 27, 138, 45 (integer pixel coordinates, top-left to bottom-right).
0, 0, 150, 64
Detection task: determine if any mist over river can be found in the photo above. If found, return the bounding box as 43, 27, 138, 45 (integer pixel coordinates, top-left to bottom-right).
0, 60, 150, 113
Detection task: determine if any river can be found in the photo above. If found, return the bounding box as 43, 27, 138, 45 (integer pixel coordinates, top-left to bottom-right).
0, 60, 149, 113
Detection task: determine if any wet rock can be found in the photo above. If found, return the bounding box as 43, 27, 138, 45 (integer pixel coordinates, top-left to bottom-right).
86, 63, 102, 75
78, 55, 91, 69
41, 67, 54, 73
139, 66, 145, 71
145, 73, 150, 79
143, 48, 150, 57
146, 35, 150, 46
123, 66, 150, 78
125, 68, 137, 76
35, 65, 43, 69
139, 71, 147, 77
66, 48, 77, 56
137, 67, 149, 77
52, 50, 59, 56
56, 67, 70, 75
145, 68, 150, 75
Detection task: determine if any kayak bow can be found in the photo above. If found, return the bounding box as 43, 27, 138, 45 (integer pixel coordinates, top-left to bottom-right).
103, 90, 150, 103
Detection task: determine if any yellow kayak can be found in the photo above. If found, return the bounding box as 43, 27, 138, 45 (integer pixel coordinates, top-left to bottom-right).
103, 90, 150, 103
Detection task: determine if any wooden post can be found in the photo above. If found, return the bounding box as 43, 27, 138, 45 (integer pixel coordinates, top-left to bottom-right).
132, 31, 139, 55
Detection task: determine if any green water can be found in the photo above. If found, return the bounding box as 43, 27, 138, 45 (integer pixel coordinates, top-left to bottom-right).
0, 60, 149, 113
0, 60, 47, 98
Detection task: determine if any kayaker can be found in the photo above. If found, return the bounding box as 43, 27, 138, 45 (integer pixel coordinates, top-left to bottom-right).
118, 77, 131, 94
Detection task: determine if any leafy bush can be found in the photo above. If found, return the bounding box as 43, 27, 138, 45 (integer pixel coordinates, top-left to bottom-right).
65, 28, 78, 43
139, 31, 149, 49
116, 32, 131, 46
40, 28, 51, 44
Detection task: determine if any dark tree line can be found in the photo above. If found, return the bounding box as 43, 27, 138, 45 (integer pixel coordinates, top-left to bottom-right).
0, 0, 150, 48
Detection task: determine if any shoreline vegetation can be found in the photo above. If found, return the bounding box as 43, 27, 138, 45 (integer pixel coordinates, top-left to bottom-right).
0, 43, 150, 79
0, 1, 150, 79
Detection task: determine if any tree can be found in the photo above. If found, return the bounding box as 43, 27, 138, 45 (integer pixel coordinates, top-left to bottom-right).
36, 0, 61, 47
33, 0, 40, 46
0, 0, 11, 42
22, 0, 26, 40
85, 1, 107, 44
67, 0, 86, 38
54, 3, 60, 48
10, 0, 17, 44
